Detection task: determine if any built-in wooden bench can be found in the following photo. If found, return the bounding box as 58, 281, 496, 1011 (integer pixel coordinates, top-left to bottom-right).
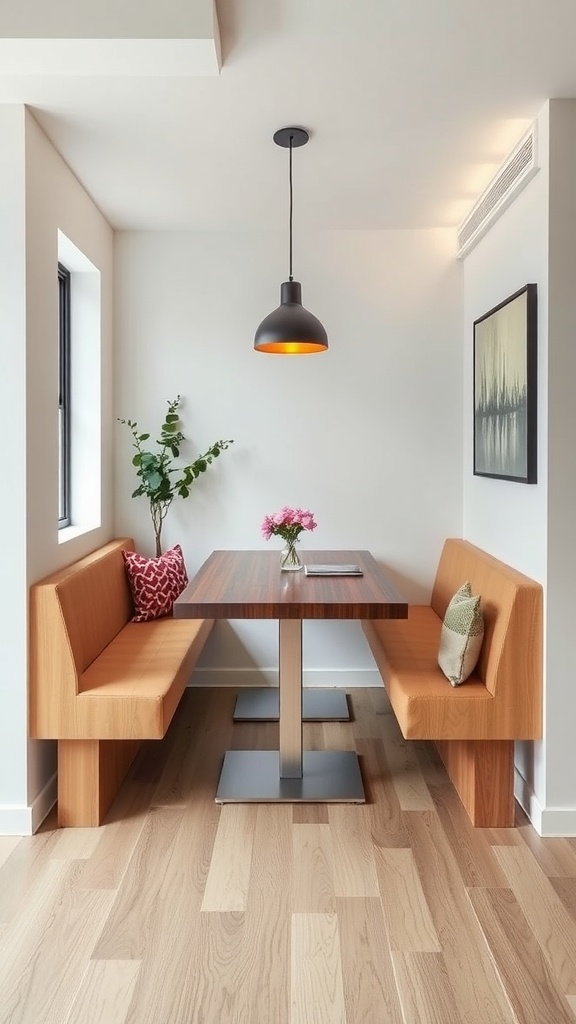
362, 538, 542, 827
29, 537, 213, 827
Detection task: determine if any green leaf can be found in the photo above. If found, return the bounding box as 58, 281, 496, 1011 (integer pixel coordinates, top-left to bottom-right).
138, 433, 150, 441
178, 485, 190, 498
161, 421, 178, 434
165, 414, 179, 423
132, 454, 142, 466
147, 471, 162, 490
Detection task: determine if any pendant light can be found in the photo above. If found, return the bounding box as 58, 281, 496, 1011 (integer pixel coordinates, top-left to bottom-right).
254, 126, 328, 354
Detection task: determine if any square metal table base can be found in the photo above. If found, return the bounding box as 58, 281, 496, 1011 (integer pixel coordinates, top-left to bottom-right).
233, 687, 350, 722
215, 749, 365, 803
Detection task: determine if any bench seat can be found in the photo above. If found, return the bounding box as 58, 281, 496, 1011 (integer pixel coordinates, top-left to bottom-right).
366, 607, 495, 740
362, 539, 543, 826
77, 618, 213, 739
30, 538, 213, 826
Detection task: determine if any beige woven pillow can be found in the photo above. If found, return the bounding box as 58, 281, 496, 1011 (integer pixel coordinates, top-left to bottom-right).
438, 581, 484, 687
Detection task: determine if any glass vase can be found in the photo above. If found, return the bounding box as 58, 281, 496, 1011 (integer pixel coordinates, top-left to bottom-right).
280, 540, 303, 572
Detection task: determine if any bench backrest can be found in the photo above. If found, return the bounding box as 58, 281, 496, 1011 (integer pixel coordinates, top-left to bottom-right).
430, 538, 542, 735
29, 538, 134, 736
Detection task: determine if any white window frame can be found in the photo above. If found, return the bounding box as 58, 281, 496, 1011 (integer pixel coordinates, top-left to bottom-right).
57, 230, 102, 544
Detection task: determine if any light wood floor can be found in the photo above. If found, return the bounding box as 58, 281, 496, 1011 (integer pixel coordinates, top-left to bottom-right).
2, 687, 576, 1024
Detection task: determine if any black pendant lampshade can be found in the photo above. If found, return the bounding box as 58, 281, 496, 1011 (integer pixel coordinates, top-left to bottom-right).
254, 127, 328, 354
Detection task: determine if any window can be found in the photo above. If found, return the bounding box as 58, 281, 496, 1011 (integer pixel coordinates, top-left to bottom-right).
58, 262, 71, 528
57, 230, 102, 544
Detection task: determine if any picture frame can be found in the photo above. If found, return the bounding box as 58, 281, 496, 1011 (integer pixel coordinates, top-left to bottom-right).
473, 283, 537, 483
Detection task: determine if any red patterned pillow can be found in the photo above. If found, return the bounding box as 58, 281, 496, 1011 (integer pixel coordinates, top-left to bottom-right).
122, 544, 189, 622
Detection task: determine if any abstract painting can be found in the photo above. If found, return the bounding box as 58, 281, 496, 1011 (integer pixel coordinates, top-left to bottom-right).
473, 284, 537, 483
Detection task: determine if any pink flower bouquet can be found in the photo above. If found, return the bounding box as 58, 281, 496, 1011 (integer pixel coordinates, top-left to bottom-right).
261, 506, 317, 545
262, 507, 317, 570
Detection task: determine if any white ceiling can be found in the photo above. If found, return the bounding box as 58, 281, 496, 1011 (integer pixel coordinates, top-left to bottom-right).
2, 0, 576, 232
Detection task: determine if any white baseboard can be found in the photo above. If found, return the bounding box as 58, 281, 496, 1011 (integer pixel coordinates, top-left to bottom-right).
514, 767, 543, 833
514, 767, 576, 837
0, 805, 34, 836
31, 772, 58, 833
538, 806, 576, 837
0, 772, 57, 836
189, 668, 383, 688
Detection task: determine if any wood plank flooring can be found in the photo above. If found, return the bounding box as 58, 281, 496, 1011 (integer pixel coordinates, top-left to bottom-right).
1, 686, 576, 1024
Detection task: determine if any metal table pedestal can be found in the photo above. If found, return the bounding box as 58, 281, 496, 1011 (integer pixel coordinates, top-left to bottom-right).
233, 687, 350, 722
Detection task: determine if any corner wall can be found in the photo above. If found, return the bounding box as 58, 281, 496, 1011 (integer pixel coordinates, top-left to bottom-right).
0, 106, 114, 834
544, 100, 576, 832
463, 101, 576, 834
0, 106, 28, 831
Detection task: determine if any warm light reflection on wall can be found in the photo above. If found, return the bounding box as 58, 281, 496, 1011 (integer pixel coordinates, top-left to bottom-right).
450, 118, 533, 230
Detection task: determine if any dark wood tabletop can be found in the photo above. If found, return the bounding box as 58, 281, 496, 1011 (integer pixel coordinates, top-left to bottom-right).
174, 549, 408, 620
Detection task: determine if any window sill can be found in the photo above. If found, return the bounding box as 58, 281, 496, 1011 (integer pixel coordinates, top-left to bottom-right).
58, 523, 97, 545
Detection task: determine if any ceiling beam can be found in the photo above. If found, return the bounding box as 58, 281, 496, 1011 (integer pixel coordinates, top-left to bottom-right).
0, 0, 221, 76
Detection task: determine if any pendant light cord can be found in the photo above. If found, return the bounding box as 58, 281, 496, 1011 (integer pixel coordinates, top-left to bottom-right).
289, 134, 293, 281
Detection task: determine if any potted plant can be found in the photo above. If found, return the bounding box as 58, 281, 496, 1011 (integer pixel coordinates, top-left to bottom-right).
119, 396, 233, 556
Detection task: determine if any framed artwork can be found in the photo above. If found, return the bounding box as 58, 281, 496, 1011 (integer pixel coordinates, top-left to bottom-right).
473, 283, 537, 483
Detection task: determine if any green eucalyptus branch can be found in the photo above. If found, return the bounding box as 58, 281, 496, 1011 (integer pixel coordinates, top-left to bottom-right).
118, 395, 233, 555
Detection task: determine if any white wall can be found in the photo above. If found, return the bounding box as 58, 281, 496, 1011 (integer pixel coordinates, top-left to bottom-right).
0, 106, 28, 830
0, 107, 114, 834
463, 101, 576, 834
24, 111, 115, 580
545, 101, 576, 829
114, 228, 462, 686
462, 124, 549, 580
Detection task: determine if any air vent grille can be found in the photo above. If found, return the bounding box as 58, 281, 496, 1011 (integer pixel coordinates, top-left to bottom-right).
457, 126, 538, 258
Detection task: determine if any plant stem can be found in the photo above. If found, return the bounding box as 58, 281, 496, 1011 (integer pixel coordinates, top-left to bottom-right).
151, 499, 170, 556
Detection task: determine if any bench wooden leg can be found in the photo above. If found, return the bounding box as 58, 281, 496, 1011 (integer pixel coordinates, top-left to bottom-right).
58, 739, 142, 827
434, 739, 515, 827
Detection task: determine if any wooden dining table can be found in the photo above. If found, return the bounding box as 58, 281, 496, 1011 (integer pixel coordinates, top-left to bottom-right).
174, 549, 408, 803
